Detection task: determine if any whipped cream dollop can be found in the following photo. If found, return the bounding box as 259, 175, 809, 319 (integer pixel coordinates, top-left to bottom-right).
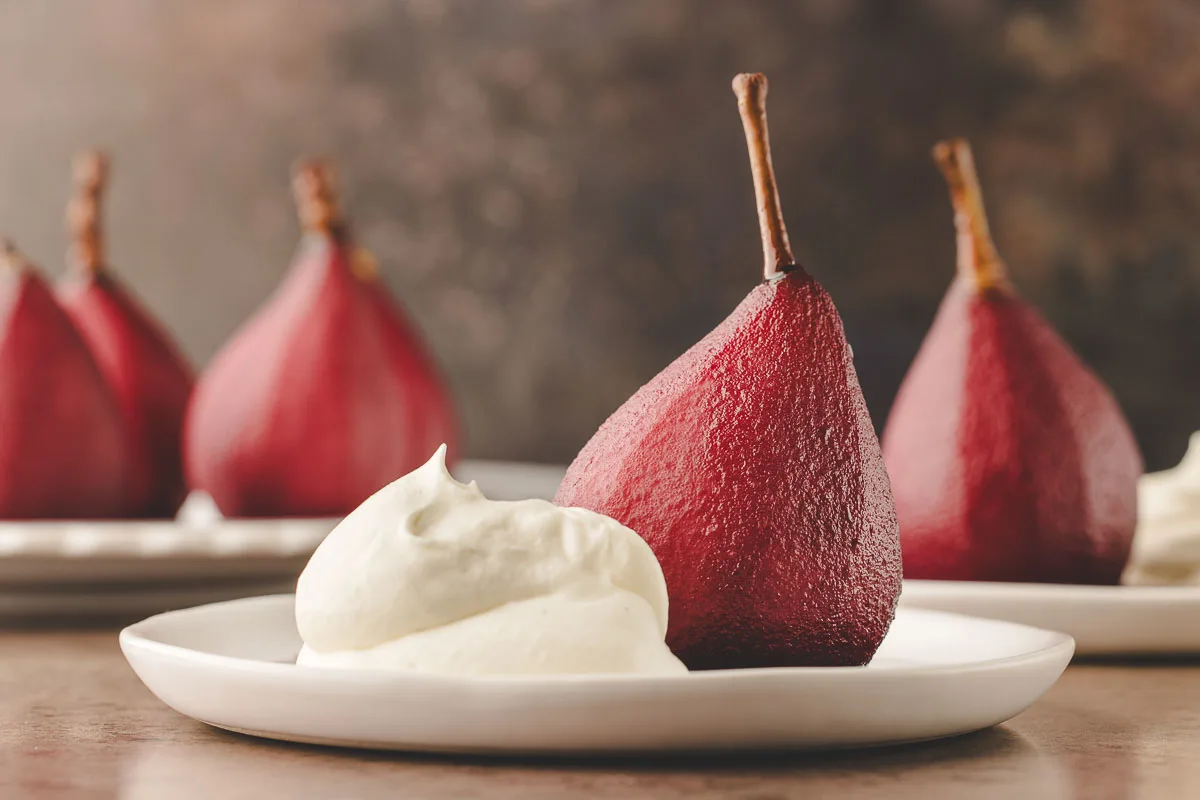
1126, 433, 1200, 585
294, 446, 685, 675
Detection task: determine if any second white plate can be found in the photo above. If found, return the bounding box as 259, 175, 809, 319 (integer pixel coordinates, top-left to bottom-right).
900, 579, 1200, 656
121, 595, 1073, 754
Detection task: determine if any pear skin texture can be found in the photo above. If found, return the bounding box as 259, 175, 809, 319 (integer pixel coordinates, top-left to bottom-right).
361, 277, 461, 466
0, 271, 129, 518
58, 272, 194, 518
882, 278, 1142, 584
184, 238, 458, 518
555, 270, 902, 669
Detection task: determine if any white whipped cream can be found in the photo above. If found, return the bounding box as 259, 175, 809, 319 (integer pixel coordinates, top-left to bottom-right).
294, 446, 685, 675
1126, 433, 1200, 585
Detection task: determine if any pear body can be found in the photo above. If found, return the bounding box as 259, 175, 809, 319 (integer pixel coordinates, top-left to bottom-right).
362, 279, 460, 465
0, 270, 128, 518
184, 237, 457, 518
881, 278, 1142, 584
555, 271, 902, 669
58, 272, 194, 517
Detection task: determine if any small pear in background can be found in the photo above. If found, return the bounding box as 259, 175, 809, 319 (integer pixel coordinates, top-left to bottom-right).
0, 240, 129, 518
57, 151, 195, 518
184, 160, 459, 518
556, 74, 902, 669
881, 138, 1142, 584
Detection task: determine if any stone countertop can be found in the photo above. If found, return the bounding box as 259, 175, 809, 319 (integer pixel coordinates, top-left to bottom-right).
2, 630, 1199, 798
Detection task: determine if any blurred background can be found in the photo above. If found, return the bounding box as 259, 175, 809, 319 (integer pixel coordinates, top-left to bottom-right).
1, 0, 1197, 468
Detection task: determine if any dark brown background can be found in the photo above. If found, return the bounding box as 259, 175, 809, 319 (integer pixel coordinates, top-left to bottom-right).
1, 0, 1197, 468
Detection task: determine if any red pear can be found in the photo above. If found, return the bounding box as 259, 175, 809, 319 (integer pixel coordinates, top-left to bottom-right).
0, 240, 129, 518
881, 139, 1142, 584
555, 74, 902, 669
56, 152, 195, 518
184, 160, 459, 518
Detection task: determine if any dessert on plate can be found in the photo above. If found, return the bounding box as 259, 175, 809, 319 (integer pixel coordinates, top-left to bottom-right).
882, 139, 1143, 585
0, 239, 130, 518
554, 73, 902, 670
290, 75, 904, 676
57, 150, 195, 519
184, 160, 459, 519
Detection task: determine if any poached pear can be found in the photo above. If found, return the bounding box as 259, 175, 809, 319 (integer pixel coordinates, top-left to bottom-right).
0, 240, 129, 518
555, 74, 902, 669
184, 160, 459, 518
57, 151, 195, 518
881, 138, 1142, 584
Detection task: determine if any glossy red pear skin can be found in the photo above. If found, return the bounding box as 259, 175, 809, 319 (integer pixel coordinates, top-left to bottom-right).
555, 271, 902, 669
0, 271, 128, 518
184, 239, 456, 518
58, 273, 194, 517
882, 278, 1142, 584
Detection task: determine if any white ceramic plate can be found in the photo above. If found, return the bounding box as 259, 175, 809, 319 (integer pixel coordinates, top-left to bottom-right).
0, 460, 567, 619
900, 579, 1200, 656
120, 595, 1073, 754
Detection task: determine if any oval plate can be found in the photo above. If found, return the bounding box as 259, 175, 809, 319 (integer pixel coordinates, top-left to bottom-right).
120, 595, 1073, 754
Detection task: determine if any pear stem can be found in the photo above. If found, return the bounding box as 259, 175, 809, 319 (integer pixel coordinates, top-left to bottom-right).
67, 150, 108, 275
932, 138, 1009, 292
292, 159, 345, 241
0, 238, 29, 272
732, 73, 796, 281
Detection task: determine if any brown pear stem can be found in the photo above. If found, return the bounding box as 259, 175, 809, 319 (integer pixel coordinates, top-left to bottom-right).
67, 150, 108, 274
0, 238, 29, 272
932, 138, 1009, 292
732, 73, 796, 281
292, 159, 345, 241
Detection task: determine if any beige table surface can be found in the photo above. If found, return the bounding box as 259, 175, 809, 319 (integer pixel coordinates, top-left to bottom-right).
1, 630, 1199, 799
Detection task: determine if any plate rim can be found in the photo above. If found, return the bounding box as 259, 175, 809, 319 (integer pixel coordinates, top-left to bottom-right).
119, 593, 1077, 687
903, 578, 1200, 602
0, 518, 339, 561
